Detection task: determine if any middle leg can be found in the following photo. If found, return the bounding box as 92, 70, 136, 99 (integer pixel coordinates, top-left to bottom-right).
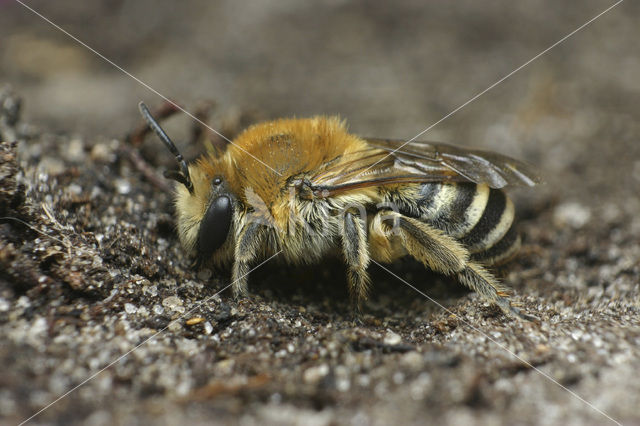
340, 210, 371, 312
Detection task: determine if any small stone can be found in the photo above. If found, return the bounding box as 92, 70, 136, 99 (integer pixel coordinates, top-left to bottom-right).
204, 321, 213, 334
357, 374, 371, 387
115, 179, 131, 195
214, 359, 235, 375
39, 158, 65, 175
336, 377, 351, 392
124, 303, 137, 314
68, 183, 82, 195
90, 143, 115, 163
392, 371, 405, 385
162, 296, 184, 312
270, 393, 282, 404
400, 351, 423, 369
303, 364, 329, 384
168, 321, 182, 332
66, 138, 85, 162
383, 330, 402, 346
29, 317, 48, 339
144, 285, 158, 297
186, 317, 204, 325
553, 202, 591, 229
409, 373, 432, 401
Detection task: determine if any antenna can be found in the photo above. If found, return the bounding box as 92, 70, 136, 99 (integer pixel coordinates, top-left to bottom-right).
138, 102, 194, 194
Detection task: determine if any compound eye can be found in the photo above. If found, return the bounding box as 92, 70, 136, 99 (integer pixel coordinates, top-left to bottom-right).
197, 195, 232, 259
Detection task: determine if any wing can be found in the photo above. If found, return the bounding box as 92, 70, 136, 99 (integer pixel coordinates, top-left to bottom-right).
308, 138, 541, 197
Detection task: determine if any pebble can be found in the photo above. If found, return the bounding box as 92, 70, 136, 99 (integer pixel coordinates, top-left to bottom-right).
124, 303, 137, 314
162, 296, 184, 313
29, 317, 48, 338
357, 374, 371, 387
303, 364, 329, 384
383, 330, 402, 346
115, 178, 131, 195
392, 371, 405, 385
186, 317, 204, 325
68, 183, 82, 195
400, 351, 423, 369
409, 373, 432, 401
214, 359, 235, 375
90, 143, 115, 163
336, 377, 350, 392
66, 139, 86, 162
204, 321, 213, 334
553, 202, 591, 229
168, 321, 182, 332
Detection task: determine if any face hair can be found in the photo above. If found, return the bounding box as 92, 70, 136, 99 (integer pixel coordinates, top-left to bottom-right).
138, 102, 194, 194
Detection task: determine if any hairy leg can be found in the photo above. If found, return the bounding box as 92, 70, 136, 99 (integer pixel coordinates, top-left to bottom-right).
375, 211, 529, 320
231, 222, 266, 298
340, 211, 371, 312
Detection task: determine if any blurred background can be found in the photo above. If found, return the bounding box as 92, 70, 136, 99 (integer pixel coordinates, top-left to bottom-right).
3, 0, 639, 206
0, 1, 635, 143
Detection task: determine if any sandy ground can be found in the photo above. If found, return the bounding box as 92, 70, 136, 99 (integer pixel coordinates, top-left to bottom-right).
1, 1, 639, 425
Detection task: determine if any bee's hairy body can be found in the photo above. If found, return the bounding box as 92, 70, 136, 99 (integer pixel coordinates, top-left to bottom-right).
139, 103, 538, 320
383, 182, 521, 266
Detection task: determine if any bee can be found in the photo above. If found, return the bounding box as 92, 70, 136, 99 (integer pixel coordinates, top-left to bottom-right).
138, 102, 540, 320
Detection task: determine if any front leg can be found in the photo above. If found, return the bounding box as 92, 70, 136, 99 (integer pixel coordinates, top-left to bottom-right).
232, 222, 266, 298
340, 211, 371, 312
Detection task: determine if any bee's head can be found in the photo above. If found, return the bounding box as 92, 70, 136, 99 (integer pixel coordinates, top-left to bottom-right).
139, 102, 234, 263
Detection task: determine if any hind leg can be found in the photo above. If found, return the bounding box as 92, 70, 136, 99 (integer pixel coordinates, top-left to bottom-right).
372, 211, 529, 320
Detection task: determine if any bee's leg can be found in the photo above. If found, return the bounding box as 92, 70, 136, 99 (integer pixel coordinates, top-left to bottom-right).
231, 222, 265, 299
340, 211, 371, 315
384, 212, 529, 320
455, 261, 535, 321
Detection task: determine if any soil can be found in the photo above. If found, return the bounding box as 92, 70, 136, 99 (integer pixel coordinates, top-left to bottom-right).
1, 1, 639, 425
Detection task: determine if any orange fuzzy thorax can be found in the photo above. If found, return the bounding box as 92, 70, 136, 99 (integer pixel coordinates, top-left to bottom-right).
195, 116, 369, 228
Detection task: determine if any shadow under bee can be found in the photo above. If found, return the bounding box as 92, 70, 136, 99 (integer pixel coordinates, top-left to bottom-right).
242, 256, 470, 320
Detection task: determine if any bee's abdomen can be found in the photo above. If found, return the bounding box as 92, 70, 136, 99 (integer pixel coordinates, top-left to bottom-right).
413, 183, 520, 265
457, 187, 520, 265
421, 182, 488, 238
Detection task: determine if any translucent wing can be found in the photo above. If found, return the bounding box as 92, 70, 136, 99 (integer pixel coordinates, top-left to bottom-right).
308, 138, 541, 197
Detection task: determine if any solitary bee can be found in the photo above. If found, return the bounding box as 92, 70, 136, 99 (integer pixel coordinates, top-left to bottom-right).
139, 102, 540, 319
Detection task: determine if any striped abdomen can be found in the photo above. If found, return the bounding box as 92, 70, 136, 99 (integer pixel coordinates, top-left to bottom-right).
391, 182, 520, 265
